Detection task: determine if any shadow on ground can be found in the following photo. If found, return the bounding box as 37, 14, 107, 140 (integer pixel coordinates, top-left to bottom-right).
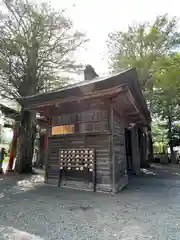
0, 164, 180, 239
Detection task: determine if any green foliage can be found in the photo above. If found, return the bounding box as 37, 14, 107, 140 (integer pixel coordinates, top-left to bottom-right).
152, 121, 167, 142
107, 14, 180, 98
151, 54, 180, 151
152, 54, 180, 119
0, 0, 87, 100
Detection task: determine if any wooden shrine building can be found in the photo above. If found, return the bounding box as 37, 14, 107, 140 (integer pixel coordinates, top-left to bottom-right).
19, 67, 151, 193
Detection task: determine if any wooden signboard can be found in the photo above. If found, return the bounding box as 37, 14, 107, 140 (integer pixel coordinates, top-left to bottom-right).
52, 125, 74, 135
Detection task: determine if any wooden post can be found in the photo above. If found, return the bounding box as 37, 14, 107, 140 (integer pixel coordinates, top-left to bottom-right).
144, 129, 148, 162
147, 126, 154, 162
37, 133, 45, 168
139, 128, 149, 168
131, 126, 141, 175
44, 117, 51, 183
0, 148, 4, 173
138, 128, 144, 168
92, 149, 96, 192
110, 105, 116, 193
44, 134, 48, 182
7, 124, 18, 172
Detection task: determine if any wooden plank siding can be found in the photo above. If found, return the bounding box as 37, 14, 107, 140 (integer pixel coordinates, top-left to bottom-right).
46, 134, 111, 191
45, 108, 112, 192
86, 135, 111, 191
112, 109, 128, 193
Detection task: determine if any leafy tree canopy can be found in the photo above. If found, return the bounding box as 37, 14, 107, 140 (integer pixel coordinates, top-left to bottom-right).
107, 14, 180, 99
0, 0, 87, 101
152, 54, 180, 120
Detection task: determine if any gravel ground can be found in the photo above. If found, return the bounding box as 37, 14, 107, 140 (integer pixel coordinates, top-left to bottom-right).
0, 165, 180, 239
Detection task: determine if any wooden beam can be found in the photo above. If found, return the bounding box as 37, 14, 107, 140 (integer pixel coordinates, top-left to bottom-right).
123, 111, 139, 117
113, 90, 148, 126
126, 90, 148, 125
24, 85, 127, 110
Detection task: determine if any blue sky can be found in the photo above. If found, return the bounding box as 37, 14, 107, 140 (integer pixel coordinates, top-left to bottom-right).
50, 0, 180, 75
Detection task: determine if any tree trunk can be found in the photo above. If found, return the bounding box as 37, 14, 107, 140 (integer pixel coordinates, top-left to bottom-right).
15, 109, 36, 173
36, 133, 45, 168
168, 114, 176, 164
147, 126, 154, 162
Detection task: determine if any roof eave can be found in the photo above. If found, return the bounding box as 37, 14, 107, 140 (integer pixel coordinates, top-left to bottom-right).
22, 85, 128, 110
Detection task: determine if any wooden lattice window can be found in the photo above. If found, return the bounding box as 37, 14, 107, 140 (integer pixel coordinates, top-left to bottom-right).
79, 121, 108, 133
77, 110, 107, 122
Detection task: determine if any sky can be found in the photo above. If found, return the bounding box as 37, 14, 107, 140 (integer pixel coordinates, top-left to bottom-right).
49, 0, 180, 75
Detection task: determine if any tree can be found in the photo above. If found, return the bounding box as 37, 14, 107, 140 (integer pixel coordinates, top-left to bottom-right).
107, 14, 180, 162
0, 0, 87, 173
152, 54, 180, 162
152, 120, 168, 153
107, 14, 180, 99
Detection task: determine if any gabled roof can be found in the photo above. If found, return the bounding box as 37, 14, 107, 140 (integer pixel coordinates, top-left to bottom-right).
19, 68, 151, 124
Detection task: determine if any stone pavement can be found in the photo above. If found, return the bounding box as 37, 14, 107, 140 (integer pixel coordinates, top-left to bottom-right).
0, 165, 180, 239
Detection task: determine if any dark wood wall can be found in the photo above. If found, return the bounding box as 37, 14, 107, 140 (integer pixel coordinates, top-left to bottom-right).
45, 103, 132, 193
46, 107, 112, 192
51, 109, 108, 134
112, 109, 128, 193
46, 135, 111, 191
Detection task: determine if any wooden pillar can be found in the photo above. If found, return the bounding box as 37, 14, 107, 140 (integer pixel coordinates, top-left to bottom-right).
111, 107, 128, 193
44, 116, 51, 183
110, 106, 116, 193
7, 123, 18, 172
144, 130, 148, 162
37, 133, 46, 168
142, 129, 149, 167
147, 126, 154, 162
131, 126, 141, 174
138, 128, 148, 168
